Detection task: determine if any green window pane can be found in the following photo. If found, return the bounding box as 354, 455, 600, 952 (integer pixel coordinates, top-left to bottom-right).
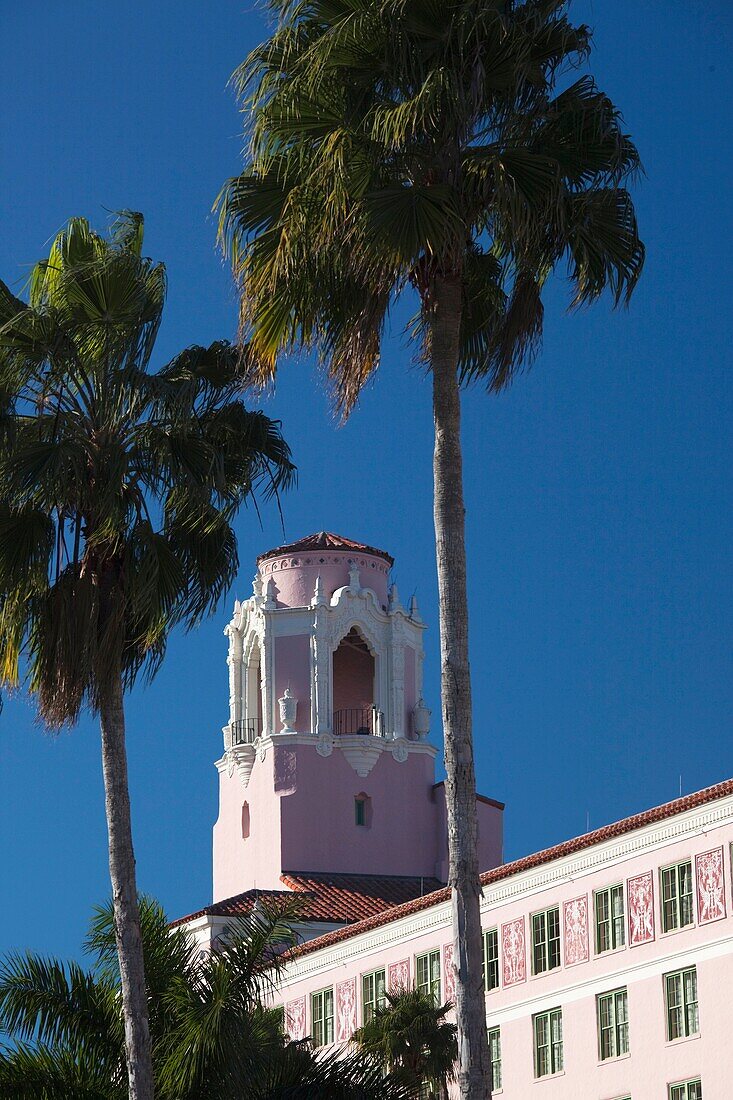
483, 928, 499, 991
488, 1027, 501, 1090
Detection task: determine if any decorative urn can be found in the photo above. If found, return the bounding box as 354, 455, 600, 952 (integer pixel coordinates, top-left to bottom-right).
412, 697, 431, 740
278, 687, 298, 732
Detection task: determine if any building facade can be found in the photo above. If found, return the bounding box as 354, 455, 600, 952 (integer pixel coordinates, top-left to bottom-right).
178, 533, 731, 1100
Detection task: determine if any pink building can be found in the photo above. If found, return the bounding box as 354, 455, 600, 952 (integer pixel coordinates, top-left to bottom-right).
178, 533, 730, 1100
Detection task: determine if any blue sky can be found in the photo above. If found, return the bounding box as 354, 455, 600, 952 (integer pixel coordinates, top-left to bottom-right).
0, 0, 731, 961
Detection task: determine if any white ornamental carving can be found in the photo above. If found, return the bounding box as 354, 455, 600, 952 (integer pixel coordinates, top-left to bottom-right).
627, 871, 655, 946
340, 735, 382, 778
316, 733, 334, 758
501, 917, 526, 986
391, 738, 408, 763
336, 977, 357, 1042
563, 895, 589, 966
696, 847, 726, 924
230, 744, 256, 787
285, 996, 306, 1040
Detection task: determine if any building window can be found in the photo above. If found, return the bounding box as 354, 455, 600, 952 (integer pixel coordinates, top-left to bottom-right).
595, 884, 625, 953
362, 968, 386, 1023
669, 1081, 702, 1100
661, 860, 694, 932
533, 1007, 563, 1078
241, 801, 250, 839
483, 928, 499, 991
665, 967, 699, 1041
415, 950, 441, 1004
532, 906, 561, 975
597, 987, 630, 1060
355, 797, 367, 826
311, 987, 334, 1047
488, 1026, 502, 1090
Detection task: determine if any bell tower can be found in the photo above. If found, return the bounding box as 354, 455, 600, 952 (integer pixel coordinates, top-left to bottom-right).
212, 532, 502, 902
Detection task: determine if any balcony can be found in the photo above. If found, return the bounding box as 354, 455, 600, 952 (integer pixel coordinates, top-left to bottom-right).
333, 706, 386, 737
230, 717, 262, 745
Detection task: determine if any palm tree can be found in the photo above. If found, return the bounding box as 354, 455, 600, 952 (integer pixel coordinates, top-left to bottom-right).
0, 897, 411, 1100
0, 212, 296, 1100
217, 2, 644, 1095
354, 988, 457, 1099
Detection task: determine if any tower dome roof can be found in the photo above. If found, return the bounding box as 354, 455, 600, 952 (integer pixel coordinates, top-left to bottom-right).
257, 531, 394, 566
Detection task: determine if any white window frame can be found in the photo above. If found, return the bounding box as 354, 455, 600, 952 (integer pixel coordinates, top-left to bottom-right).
533, 1007, 563, 1078
594, 883, 625, 953
488, 1025, 501, 1090
361, 967, 386, 1023
660, 860, 695, 933
665, 966, 699, 1041
311, 986, 334, 1047
669, 1080, 702, 1100
531, 906, 561, 975
483, 928, 500, 992
597, 987, 629, 1061
415, 949, 441, 1004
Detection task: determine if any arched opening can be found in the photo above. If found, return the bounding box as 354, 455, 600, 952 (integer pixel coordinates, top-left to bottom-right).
241, 801, 250, 839
237, 638, 262, 743
332, 627, 377, 735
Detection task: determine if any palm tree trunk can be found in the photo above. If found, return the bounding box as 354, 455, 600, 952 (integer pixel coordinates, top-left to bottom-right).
99, 672, 154, 1100
430, 272, 492, 1100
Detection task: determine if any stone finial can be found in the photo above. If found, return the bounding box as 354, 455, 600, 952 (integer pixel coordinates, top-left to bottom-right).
252, 573, 263, 598
312, 574, 327, 607
348, 560, 361, 591
264, 577, 277, 609
412, 697, 431, 740
408, 594, 421, 622
388, 583, 402, 612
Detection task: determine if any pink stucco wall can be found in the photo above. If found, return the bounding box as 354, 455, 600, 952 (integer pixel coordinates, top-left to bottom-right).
270, 801, 733, 1099
259, 550, 390, 608
213, 753, 284, 898
280, 746, 443, 877
274, 634, 311, 732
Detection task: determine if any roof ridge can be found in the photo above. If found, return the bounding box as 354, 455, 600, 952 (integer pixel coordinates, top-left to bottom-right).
257, 531, 394, 565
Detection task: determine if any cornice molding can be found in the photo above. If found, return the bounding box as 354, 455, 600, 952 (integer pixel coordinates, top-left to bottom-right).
279, 798, 733, 984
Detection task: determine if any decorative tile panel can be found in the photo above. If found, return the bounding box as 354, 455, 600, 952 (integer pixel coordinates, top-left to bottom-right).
627, 871, 655, 946
388, 958, 410, 991
443, 942, 456, 1003
563, 894, 589, 966
335, 977, 356, 1042
696, 846, 726, 924
285, 995, 306, 1040
501, 916, 526, 986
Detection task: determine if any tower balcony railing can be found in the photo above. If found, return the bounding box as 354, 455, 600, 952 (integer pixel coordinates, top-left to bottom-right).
230, 717, 262, 745
333, 706, 386, 737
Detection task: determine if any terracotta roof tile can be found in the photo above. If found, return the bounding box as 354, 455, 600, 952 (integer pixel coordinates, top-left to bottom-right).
171, 872, 442, 928
257, 531, 394, 566
286, 776, 733, 960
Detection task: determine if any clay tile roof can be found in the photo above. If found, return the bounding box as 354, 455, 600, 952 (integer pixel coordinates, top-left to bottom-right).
171, 872, 443, 929
257, 531, 394, 566
284, 776, 733, 961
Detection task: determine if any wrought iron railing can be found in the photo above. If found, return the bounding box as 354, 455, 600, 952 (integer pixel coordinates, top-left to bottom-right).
230, 717, 262, 745
333, 707, 385, 737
